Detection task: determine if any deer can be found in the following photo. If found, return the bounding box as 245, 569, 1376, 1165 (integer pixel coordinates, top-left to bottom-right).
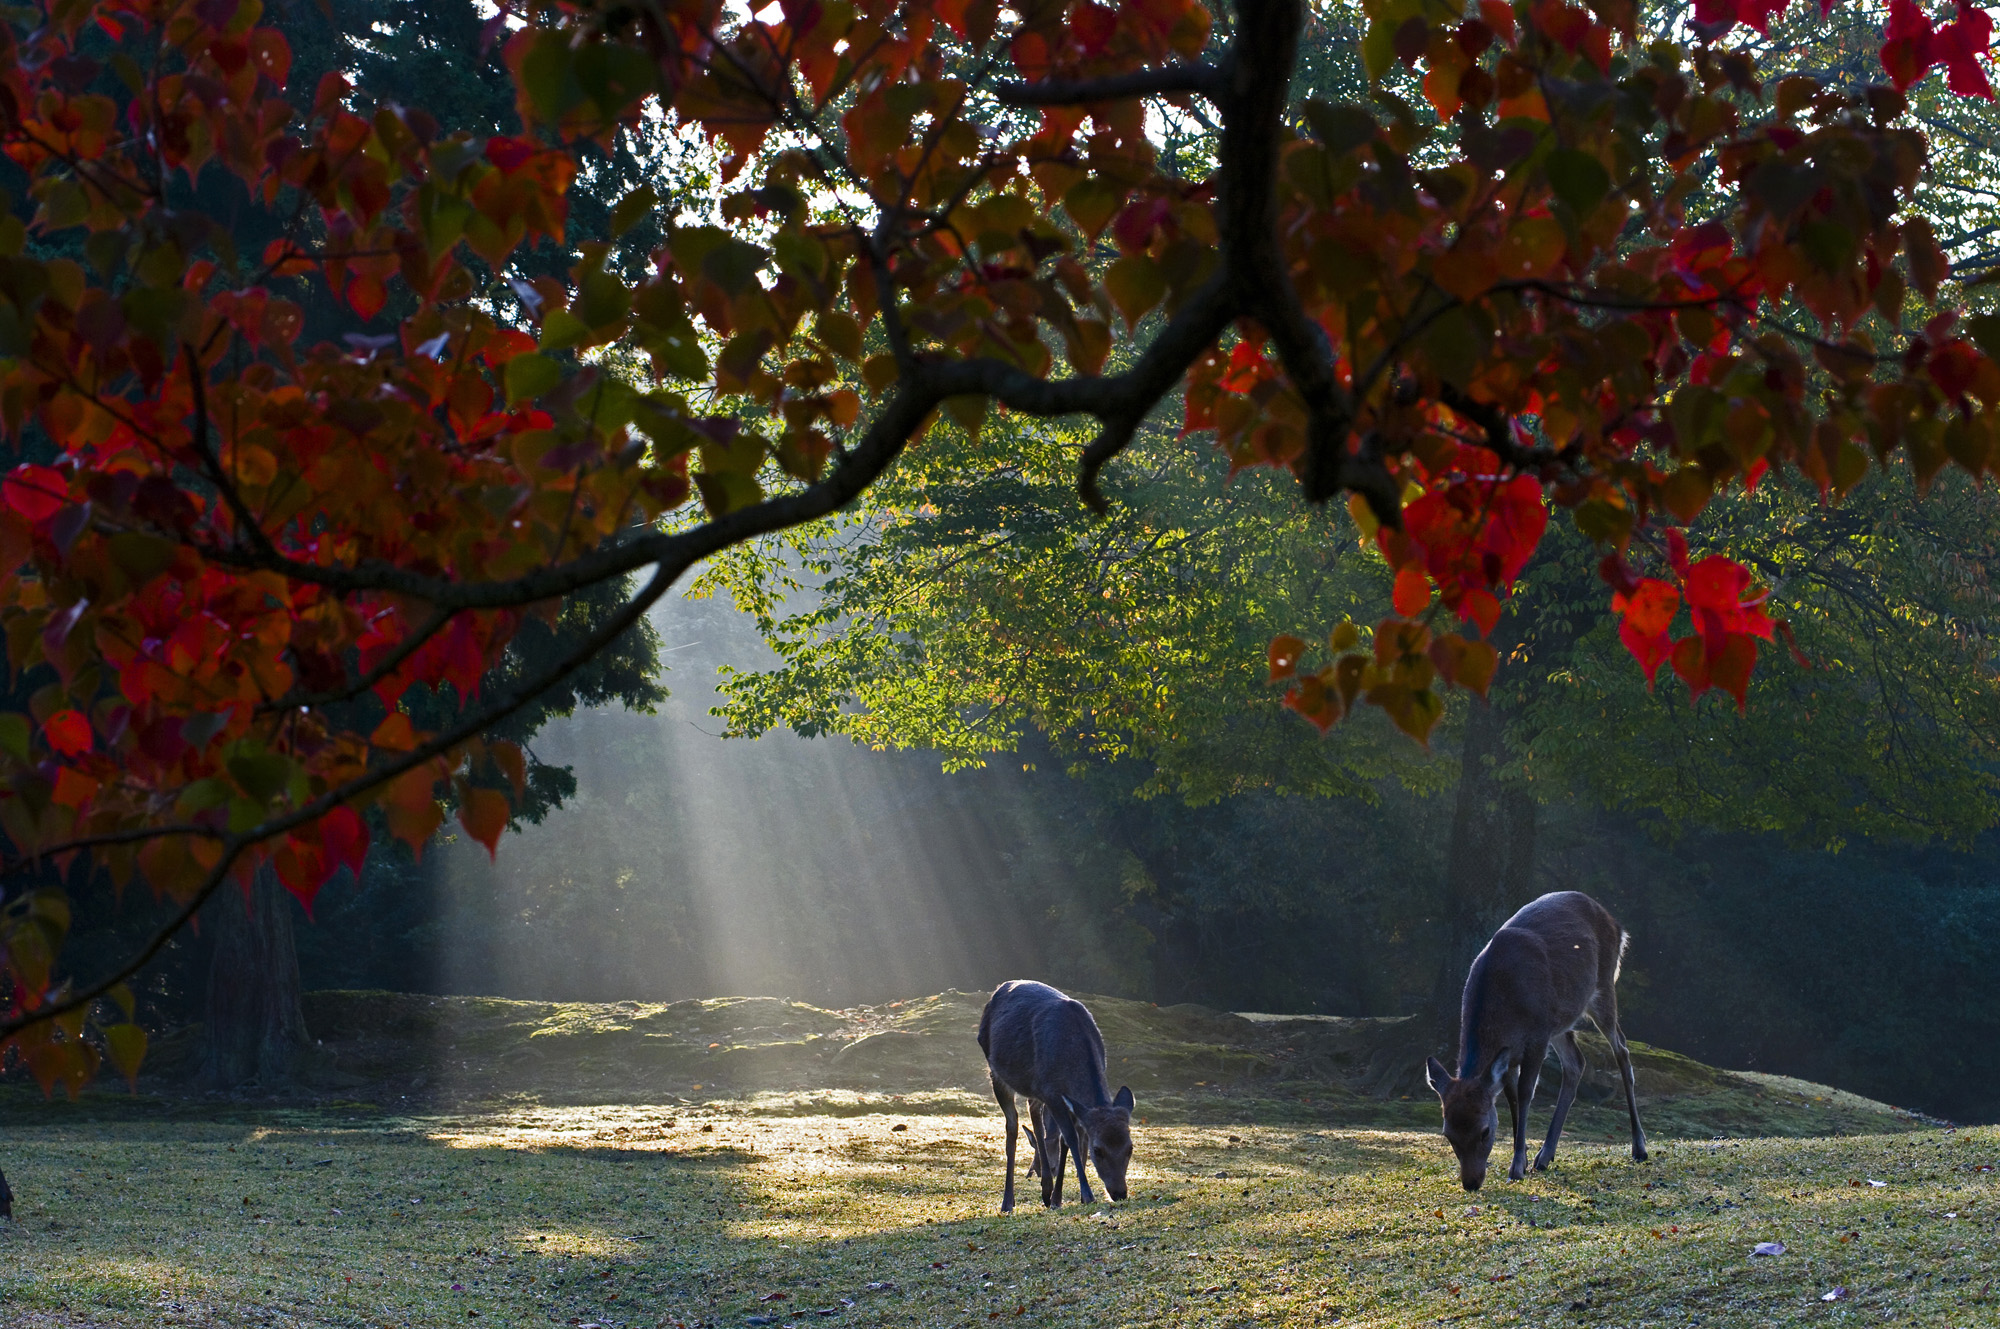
978, 980, 1135, 1211
1425, 890, 1649, 1191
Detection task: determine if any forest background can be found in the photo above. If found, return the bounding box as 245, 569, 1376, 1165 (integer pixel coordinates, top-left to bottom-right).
27, 0, 2000, 1126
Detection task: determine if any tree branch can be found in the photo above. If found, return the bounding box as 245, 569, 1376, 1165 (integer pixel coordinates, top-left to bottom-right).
996, 62, 1222, 106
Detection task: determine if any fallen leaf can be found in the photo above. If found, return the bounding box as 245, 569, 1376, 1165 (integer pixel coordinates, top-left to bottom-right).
1822, 1287, 1849, 1302
759, 1292, 789, 1302
1752, 1241, 1786, 1257
1867, 1179, 1887, 1187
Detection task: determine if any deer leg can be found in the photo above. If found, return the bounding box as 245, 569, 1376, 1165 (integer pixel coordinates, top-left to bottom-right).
1029, 1102, 1058, 1206
1040, 1102, 1069, 1208
1534, 1031, 1583, 1172
995, 1080, 1020, 1214
1592, 994, 1648, 1162
1048, 1123, 1067, 1208
1055, 1106, 1094, 1205
1508, 1043, 1544, 1181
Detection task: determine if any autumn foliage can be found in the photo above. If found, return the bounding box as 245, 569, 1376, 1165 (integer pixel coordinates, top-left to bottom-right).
2, 0, 1997, 1087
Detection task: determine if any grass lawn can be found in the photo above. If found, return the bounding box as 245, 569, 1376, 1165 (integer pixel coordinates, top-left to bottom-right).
1, 1094, 1994, 1328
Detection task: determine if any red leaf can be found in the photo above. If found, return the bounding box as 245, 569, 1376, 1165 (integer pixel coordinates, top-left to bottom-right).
43, 709, 93, 757
4, 465, 67, 522
1665, 527, 1690, 575
1881, 0, 1936, 89
273, 835, 328, 913
1934, 1, 1996, 99
1392, 564, 1432, 616
320, 805, 369, 881
1777, 619, 1813, 669
1620, 618, 1674, 687
485, 135, 537, 174
1708, 633, 1759, 712
1074, 2, 1119, 54
1669, 634, 1710, 700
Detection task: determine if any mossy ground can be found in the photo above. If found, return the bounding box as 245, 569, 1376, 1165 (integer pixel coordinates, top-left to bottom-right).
0, 991, 1985, 1327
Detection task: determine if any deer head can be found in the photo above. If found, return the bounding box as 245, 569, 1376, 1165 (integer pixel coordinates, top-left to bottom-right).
1064, 1086, 1136, 1201
1426, 1054, 1509, 1191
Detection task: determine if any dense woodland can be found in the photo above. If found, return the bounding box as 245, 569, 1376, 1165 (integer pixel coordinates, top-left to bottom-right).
13, 0, 2000, 1124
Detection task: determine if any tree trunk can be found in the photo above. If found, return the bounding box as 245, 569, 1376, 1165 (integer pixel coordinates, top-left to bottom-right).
1363, 697, 1539, 1096
1427, 696, 1539, 1040
200, 866, 310, 1091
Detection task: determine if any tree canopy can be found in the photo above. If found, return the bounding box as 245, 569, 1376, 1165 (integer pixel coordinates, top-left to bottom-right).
3, 0, 1999, 1092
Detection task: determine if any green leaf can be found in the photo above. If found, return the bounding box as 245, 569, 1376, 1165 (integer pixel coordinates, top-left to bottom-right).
1062, 178, 1125, 241
1417, 306, 1483, 390
1963, 314, 2000, 363
0, 712, 27, 761
1545, 149, 1611, 216
538, 308, 591, 351
1799, 219, 1856, 274
1303, 100, 1379, 155
573, 267, 631, 329
107, 532, 174, 583
702, 240, 768, 296
609, 185, 660, 238
226, 750, 294, 802
1104, 255, 1166, 331
773, 231, 828, 284
572, 41, 657, 119
519, 31, 583, 121
1361, 19, 1398, 82
505, 352, 564, 404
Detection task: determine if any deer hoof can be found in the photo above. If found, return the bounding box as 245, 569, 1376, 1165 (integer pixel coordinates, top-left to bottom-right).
1532, 1152, 1553, 1172
1633, 1142, 1650, 1163
1508, 1161, 1527, 1182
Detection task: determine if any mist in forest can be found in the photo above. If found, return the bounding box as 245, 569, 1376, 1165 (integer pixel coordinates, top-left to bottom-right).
424, 591, 1151, 1008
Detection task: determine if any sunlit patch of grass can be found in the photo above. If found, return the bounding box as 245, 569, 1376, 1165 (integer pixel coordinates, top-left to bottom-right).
0, 1105, 1993, 1328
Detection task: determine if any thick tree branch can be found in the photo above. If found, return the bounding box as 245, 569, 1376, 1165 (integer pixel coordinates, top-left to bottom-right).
996, 62, 1222, 105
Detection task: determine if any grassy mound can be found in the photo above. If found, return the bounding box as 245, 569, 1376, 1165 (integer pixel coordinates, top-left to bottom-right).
110, 988, 1937, 1143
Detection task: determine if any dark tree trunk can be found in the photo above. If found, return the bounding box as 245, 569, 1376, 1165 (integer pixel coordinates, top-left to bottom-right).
1363, 697, 1539, 1096
1425, 697, 1540, 1041
200, 866, 310, 1090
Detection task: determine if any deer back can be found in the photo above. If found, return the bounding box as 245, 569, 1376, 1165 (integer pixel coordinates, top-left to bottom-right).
1458, 891, 1623, 1078
980, 980, 1114, 1109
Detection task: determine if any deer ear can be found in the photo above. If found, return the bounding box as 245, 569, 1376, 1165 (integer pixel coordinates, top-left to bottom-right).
1062, 1095, 1080, 1120
1485, 1052, 1511, 1090
1113, 1086, 1134, 1111
1425, 1056, 1453, 1097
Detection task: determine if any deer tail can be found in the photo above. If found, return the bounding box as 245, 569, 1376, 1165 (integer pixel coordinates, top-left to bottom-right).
1615, 929, 1631, 982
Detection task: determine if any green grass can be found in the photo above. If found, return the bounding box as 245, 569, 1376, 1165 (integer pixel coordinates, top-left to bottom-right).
1, 1098, 1994, 1328
0, 990, 1975, 1326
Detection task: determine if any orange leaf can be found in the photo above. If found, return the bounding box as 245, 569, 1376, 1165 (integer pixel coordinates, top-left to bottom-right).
370, 712, 419, 751
1268, 634, 1307, 682
384, 765, 445, 854
458, 786, 511, 860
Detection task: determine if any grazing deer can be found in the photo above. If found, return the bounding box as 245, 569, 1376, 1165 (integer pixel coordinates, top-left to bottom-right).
978, 980, 1135, 1211
1425, 891, 1649, 1191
